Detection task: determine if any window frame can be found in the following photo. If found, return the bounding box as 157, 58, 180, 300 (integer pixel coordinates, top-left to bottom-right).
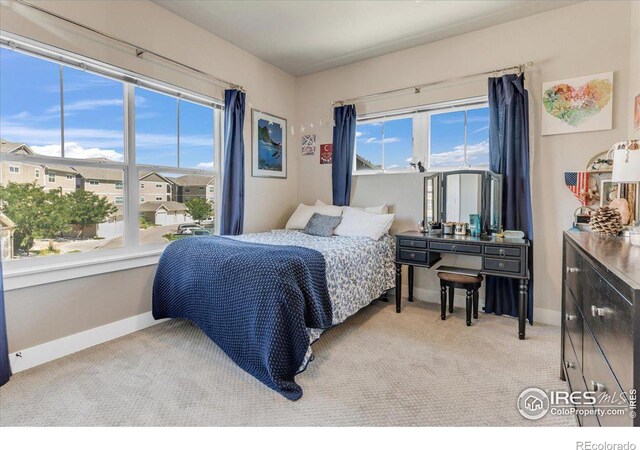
0, 32, 223, 290
353, 96, 489, 176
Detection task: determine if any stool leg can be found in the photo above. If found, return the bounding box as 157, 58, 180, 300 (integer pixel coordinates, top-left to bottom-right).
466, 289, 473, 326
473, 290, 479, 319
440, 281, 447, 320
448, 285, 454, 313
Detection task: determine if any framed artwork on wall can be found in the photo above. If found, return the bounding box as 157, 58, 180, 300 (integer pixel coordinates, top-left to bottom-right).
541, 72, 613, 136
252, 109, 287, 178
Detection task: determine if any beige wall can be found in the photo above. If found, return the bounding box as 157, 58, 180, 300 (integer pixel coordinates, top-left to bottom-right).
294, 1, 634, 321
84, 179, 123, 204
1, 0, 297, 351
43, 169, 76, 193
0, 161, 42, 186
630, 0, 640, 139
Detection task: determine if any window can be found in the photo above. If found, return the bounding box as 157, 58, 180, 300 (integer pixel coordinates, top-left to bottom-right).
429, 105, 489, 169
9, 166, 20, 174
354, 99, 489, 174
0, 41, 220, 269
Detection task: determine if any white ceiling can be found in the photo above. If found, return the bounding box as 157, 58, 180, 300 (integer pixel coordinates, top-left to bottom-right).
152, 0, 578, 77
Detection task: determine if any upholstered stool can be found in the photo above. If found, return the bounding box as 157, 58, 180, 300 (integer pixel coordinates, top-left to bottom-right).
436, 266, 483, 326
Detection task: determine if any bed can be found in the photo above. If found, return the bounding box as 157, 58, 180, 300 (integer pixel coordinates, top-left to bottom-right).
152, 229, 395, 400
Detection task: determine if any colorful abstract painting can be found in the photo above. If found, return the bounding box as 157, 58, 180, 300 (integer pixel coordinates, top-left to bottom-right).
252, 110, 287, 178
301, 134, 316, 156
320, 144, 333, 164
542, 72, 613, 135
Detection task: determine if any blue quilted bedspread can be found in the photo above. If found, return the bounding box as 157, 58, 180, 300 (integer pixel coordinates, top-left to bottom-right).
152, 236, 333, 400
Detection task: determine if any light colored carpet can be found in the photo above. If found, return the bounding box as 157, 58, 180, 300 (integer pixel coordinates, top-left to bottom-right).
0, 300, 576, 426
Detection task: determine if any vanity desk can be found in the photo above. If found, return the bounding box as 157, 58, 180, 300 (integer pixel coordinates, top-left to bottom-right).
395, 231, 531, 339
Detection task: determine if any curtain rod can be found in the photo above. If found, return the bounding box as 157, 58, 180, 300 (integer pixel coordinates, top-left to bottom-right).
13, 0, 244, 92
331, 61, 533, 106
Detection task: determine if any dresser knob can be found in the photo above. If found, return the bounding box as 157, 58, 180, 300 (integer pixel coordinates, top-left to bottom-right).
591, 305, 606, 318
590, 380, 606, 393
499, 249, 506, 257
565, 313, 577, 321
498, 262, 505, 269
565, 361, 575, 369
452, 245, 457, 252
566, 267, 580, 274
410, 253, 415, 258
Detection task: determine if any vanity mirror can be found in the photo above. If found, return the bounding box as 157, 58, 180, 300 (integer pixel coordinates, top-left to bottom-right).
423, 170, 502, 234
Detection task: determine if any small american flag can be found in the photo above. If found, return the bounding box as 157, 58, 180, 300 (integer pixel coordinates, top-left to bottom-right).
564, 172, 589, 205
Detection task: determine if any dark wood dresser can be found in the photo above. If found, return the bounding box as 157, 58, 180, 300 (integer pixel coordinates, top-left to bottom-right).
562, 231, 640, 426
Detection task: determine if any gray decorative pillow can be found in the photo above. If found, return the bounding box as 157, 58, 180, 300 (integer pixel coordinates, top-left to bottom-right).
302, 213, 342, 237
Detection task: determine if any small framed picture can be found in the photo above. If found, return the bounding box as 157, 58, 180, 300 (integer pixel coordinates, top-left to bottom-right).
600, 179, 619, 206
252, 109, 287, 178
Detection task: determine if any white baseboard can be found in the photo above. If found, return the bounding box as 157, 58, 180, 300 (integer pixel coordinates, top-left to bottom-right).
8, 312, 168, 373
400, 285, 560, 326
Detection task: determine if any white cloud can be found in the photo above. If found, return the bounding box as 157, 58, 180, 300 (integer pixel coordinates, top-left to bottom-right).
46, 98, 123, 114
196, 161, 214, 169
355, 131, 363, 138
430, 139, 489, 167
468, 125, 490, 135
31, 142, 124, 161
364, 137, 400, 144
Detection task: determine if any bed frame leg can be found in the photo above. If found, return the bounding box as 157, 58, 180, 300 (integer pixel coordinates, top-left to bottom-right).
380, 292, 389, 303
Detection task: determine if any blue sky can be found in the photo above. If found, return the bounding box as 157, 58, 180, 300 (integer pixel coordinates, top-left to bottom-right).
356, 107, 489, 170
0, 48, 214, 169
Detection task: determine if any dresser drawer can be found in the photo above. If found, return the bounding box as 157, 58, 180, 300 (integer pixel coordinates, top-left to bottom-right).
398, 239, 427, 249
483, 257, 521, 274
565, 288, 583, 370
399, 249, 428, 263
564, 330, 595, 426
484, 245, 521, 258
582, 262, 633, 392
583, 330, 632, 427
429, 241, 481, 254
564, 242, 583, 306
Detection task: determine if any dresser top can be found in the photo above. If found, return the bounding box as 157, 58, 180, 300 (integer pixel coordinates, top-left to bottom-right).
564, 230, 640, 291
396, 230, 529, 246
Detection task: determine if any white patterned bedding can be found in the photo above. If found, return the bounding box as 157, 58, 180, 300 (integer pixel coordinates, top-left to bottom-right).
231, 229, 395, 367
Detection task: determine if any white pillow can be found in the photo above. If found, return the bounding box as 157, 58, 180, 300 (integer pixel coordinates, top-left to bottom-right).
333, 207, 395, 240
285, 203, 343, 230
315, 199, 388, 215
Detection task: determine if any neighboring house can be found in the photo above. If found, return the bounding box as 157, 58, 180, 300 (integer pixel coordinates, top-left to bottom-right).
0, 213, 15, 261
139, 172, 173, 203
73, 163, 124, 205
1, 139, 77, 193
139, 201, 190, 225
355, 154, 381, 171
1, 139, 47, 187
170, 174, 215, 203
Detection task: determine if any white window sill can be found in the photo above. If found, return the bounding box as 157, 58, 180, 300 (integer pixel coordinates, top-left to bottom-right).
352, 170, 422, 177
3, 248, 164, 291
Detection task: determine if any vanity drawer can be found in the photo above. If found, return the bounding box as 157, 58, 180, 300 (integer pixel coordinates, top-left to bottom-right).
398, 239, 427, 249
583, 329, 632, 427
582, 262, 633, 392
399, 249, 428, 263
484, 246, 521, 258
429, 241, 481, 254
564, 288, 583, 370
483, 257, 521, 274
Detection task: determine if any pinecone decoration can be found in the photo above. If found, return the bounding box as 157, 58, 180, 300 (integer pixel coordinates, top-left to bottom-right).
589, 206, 623, 236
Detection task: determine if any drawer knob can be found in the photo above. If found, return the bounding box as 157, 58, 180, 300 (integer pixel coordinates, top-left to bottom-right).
565, 361, 575, 369
499, 249, 506, 257
410, 253, 415, 258
452, 245, 457, 252
591, 305, 606, 318
498, 262, 505, 269
565, 314, 577, 321
566, 267, 580, 274
590, 380, 607, 393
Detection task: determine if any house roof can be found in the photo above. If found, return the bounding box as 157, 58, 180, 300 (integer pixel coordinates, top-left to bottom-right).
73, 166, 122, 181
140, 172, 174, 184
139, 201, 188, 213
1, 139, 35, 155
171, 174, 214, 187
44, 164, 77, 174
